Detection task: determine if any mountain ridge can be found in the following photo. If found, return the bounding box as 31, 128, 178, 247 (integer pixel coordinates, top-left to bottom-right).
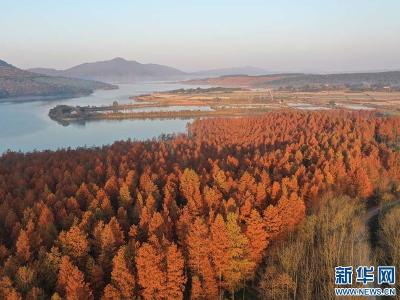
0, 59, 116, 101
0, 59, 12, 67
29, 58, 273, 83
27, 57, 400, 88
29, 57, 187, 83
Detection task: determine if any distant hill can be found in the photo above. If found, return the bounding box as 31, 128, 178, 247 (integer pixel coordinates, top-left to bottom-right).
183, 74, 300, 87
193, 66, 269, 77
29, 58, 274, 83
184, 71, 400, 88
0, 59, 12, 68
28, 57, 400, 88
0, 60, 116, 101
30, 57, 188, 83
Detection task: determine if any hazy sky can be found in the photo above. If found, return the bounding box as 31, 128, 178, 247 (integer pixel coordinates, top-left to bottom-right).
1, 0, 399, 73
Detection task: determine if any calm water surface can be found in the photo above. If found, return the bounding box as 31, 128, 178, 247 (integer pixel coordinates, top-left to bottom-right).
0, 83, 202, 154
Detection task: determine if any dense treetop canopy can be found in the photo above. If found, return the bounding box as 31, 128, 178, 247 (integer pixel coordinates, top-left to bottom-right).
0, 110, 399, 299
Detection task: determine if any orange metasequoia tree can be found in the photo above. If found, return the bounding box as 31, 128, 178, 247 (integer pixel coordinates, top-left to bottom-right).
166, 243, 186, 300
245, 209, 268, 268
57, 256, 92, 300
136, 242, 165, 299
105, 246, 135, 299
16, 229, 30, 263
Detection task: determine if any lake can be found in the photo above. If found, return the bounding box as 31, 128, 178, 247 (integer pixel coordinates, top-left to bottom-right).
0, 82, 203, 154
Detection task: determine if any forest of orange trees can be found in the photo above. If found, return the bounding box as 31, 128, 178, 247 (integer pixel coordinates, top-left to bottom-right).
0, 110, 399, 299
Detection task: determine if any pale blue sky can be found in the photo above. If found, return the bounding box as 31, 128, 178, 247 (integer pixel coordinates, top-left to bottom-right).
1, 0, 399, 72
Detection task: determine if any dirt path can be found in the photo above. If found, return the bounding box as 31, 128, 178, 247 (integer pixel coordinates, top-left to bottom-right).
365, 199, 400, 222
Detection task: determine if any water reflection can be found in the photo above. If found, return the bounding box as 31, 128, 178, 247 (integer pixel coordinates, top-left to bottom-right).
0, 82, 202, 153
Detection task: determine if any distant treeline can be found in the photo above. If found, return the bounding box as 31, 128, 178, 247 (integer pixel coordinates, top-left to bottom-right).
186, 71, 400, 90
265, 71, 400, 89
278, 83, 400, 92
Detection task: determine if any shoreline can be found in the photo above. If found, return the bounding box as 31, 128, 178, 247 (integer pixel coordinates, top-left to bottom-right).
0, 93, 94, 104
48, 104, 273, 125
0, 85, 118, 104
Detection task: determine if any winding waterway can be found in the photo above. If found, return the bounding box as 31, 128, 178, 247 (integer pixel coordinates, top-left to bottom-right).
0, 82, 202, 154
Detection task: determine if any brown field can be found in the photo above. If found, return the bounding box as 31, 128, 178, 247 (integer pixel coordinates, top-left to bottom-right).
133, 88, 400, 112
